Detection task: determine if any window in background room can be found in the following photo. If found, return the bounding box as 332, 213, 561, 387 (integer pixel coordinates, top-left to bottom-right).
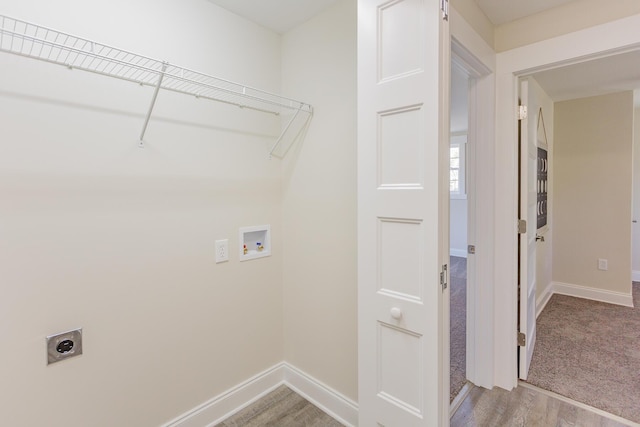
450, 133, 467, 199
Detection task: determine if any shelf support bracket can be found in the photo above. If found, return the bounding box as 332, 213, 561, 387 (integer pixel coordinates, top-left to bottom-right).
139, 62, 167, 148
269, 108, 302, 158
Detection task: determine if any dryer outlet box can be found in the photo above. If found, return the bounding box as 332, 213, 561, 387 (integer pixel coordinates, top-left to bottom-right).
47, 328, 83, 365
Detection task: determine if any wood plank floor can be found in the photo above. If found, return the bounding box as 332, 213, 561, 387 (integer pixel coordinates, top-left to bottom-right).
217, 381, 638, 426
451, 383, 637, 427
215, 385, 344, 427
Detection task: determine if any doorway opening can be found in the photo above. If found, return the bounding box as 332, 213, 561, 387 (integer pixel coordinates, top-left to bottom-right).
514, 52, 640, 422
449, 60, 471, 404
448, 38, 495, 410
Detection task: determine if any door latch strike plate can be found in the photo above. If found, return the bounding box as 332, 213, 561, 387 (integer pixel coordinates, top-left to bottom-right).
440, 264, 448, 291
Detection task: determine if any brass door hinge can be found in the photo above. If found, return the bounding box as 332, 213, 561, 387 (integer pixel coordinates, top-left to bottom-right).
518, 105, 528, 120
518, 219, 527, 234
518, 332, 526, 347
440, 0, 449, 21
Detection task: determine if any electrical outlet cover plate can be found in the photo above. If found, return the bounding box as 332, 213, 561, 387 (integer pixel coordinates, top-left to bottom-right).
215, 239, 229, 263
598, 258, 608, 271
47, 328, 83, 365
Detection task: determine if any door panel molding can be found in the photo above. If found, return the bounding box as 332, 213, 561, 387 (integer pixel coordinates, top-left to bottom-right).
358, 0, 450, 424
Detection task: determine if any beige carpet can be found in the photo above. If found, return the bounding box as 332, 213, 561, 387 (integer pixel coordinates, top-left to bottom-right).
450, 256, 467, 402
526, 282, 640, 423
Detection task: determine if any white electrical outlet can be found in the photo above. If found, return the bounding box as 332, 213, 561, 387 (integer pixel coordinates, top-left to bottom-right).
215, 239, 229, 263
598, 258, 608, 271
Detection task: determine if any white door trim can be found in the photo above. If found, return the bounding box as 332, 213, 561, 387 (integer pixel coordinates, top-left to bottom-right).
495, 13, 640, 390
450, 6, 496, 391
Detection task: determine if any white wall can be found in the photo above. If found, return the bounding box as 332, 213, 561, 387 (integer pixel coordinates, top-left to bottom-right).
553, 91, 634, 295
281, 0, 358, 401
450, 65, 470, 134
450, 199, 468, 257
0, 1, 286, 426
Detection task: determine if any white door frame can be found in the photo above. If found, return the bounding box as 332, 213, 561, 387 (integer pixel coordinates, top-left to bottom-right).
494, 14, 640, 390
450, 7, 496, 391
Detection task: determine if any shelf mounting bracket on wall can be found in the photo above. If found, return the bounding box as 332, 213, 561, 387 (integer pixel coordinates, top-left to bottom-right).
0, 14, 313, 156
139, 62, 167, 148
270, 108, 302, 158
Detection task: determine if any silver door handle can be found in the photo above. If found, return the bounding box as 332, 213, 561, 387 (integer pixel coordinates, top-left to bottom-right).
535, 234, 545, 242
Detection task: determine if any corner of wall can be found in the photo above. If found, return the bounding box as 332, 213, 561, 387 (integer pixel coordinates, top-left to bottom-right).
495, 0, 640, 52
280, 0, 358, 402
450, 0, 495, 50
162, 362, 359, 427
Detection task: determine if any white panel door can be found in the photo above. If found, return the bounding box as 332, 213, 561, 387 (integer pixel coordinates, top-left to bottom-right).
358, 0, 450, 425
518, 79, 537, 380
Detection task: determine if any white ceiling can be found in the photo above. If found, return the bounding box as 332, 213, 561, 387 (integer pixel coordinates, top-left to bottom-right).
530, 51, 640, 103
206, 0, 342, 34
475, 0, 576, 25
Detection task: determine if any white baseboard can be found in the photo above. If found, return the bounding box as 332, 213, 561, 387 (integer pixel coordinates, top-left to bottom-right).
162, 362, 358, 427
161, 363, 285, 427
284, 364, 358, 427
551, 281, 634, 308
536, 281, 554, 318
450, 248, 467, 258
633, 270, 640, 282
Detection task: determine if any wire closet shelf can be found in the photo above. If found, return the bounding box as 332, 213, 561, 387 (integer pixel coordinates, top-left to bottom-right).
0, 14, 312, 157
